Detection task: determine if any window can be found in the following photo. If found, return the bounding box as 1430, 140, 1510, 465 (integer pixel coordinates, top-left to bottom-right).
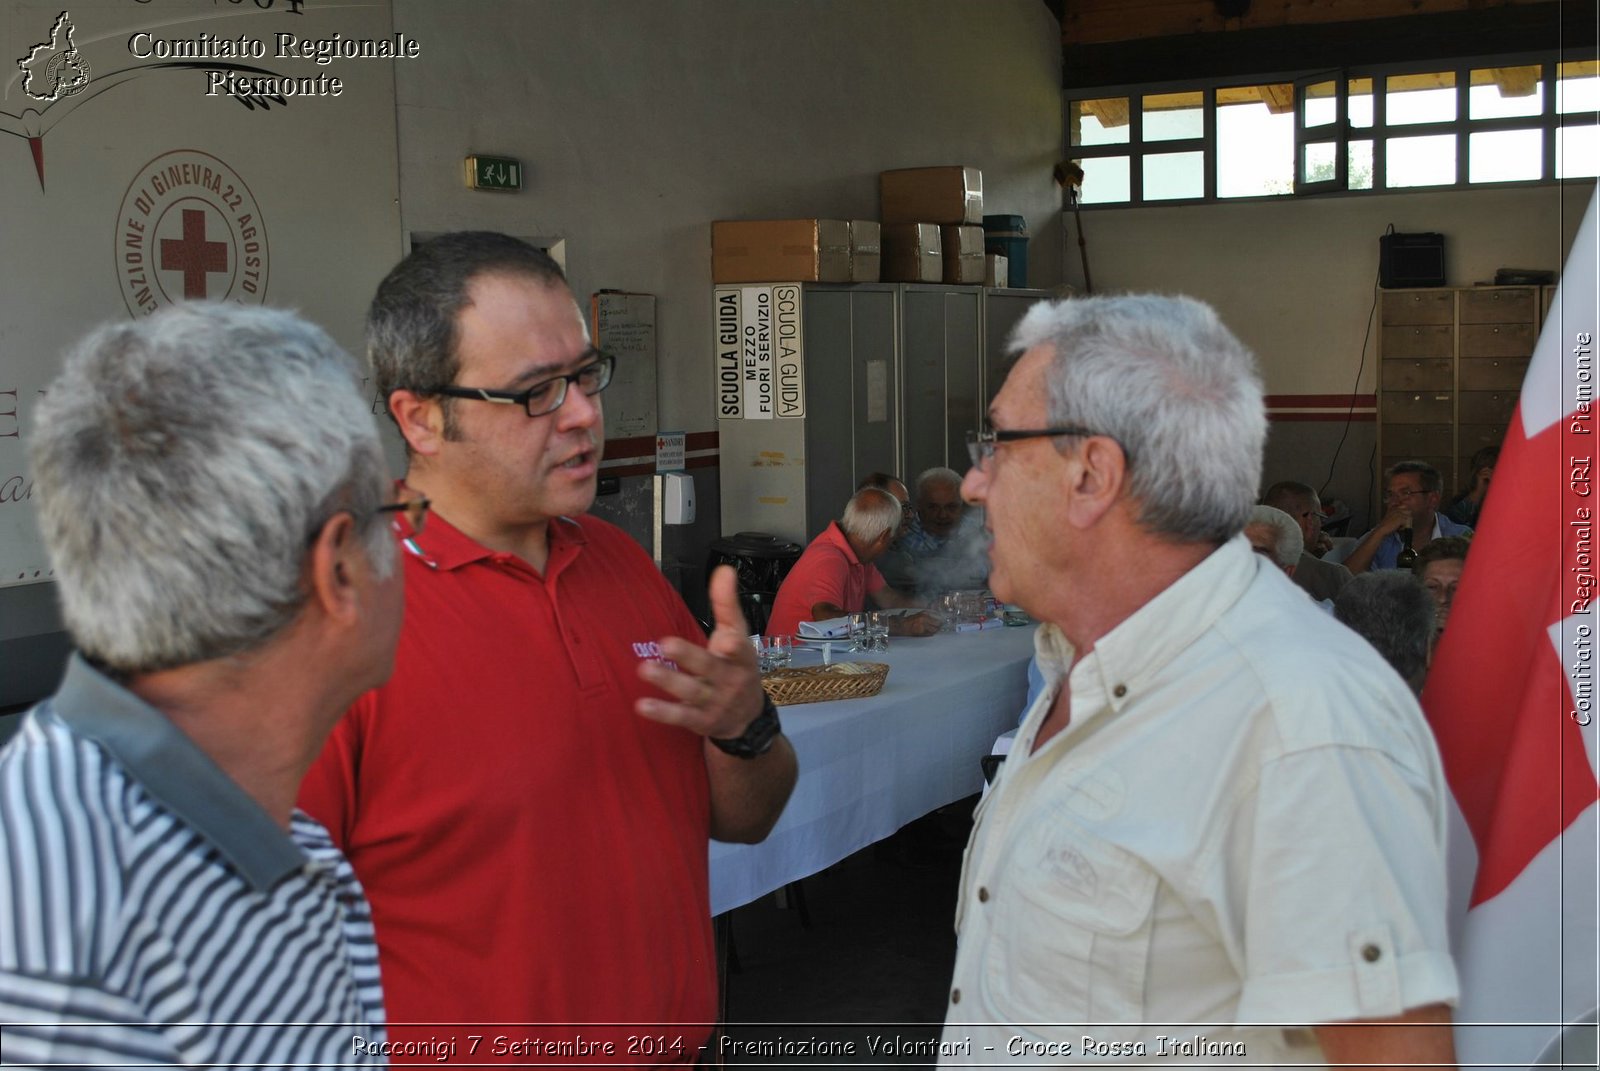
1217, 84, 1294, 197
1066, 52, 1598, 206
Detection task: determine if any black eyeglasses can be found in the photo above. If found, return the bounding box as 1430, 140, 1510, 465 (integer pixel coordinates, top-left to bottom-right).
308, 489, 430, 547
374, 492, 430, 534
965, 426, 1120, 471
1383, 486, 1431, 503
418, 352, 615, 418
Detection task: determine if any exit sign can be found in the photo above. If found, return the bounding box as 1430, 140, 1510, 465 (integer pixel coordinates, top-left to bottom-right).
465, 155, 522, 192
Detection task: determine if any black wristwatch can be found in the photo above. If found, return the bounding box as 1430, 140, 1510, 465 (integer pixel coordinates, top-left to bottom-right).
709, 694, 783, 759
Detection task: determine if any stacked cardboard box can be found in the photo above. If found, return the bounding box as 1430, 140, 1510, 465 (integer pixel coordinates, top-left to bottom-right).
985, 253, 1008, 289
880, 166, 983, 225
848, 220, 880, 283
941, 225, 984, 284
711, 219, 886, 283
882, 223, 942, 283
711, 219, 852, 284
710, 168, 989, 286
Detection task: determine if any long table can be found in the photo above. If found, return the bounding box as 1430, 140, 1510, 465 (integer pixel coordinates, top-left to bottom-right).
709, 623, 1037, 915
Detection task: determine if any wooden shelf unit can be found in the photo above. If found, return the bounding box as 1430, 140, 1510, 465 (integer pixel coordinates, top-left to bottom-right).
1378, 285, 1543, 495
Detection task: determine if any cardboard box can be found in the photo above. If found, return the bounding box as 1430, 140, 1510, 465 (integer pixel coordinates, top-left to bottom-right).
984, 253, 1008, 289
880, 166, 982, 225
712, 219, 851, 283
941, 225, 985, 284
882, 223, 942, 283
849, 220, 880, 283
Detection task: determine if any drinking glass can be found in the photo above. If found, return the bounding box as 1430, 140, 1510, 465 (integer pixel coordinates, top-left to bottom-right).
846, 611, 868, 649
762, 634, 793, 670
866, 612, 890, 653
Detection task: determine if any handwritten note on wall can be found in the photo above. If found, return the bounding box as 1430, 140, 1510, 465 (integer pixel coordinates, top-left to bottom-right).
591, 291, 657, 440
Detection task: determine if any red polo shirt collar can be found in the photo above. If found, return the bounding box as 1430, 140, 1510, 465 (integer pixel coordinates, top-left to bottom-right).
818, 520, 863, 563
398, 509, 589, 578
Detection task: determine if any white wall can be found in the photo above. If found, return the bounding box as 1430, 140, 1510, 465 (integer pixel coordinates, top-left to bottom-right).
383, 0, 1063, 612
1057, 182, 1594, 522
389, 0, 1065, 434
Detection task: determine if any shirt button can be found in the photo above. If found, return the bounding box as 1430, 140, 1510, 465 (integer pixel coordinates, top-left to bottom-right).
1113, 683, 1128, 699
977, 886, 989, 903
951, 988, 961, 1004
1362, 944, 1382, 962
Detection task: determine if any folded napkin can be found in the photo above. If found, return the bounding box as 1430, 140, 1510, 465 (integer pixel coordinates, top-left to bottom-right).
798, 616, 852, 639
954, 617, 1004, 633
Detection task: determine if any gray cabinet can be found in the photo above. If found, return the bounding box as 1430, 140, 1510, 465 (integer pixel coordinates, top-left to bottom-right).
716, 283, 1047, 544
901, 285, 982, 480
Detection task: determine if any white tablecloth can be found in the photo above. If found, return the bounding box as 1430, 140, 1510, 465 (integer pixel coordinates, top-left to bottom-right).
709, 624, 1037, 915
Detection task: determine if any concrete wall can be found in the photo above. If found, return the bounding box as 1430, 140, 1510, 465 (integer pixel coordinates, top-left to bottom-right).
1057, 182, 1594, 526
388, 0, 1065, 613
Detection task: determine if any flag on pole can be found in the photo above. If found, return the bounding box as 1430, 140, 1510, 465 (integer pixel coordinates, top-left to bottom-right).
1421, 190, 1600, 1068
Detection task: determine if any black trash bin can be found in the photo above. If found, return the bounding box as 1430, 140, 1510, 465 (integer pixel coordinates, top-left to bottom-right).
705, 532, 804, 635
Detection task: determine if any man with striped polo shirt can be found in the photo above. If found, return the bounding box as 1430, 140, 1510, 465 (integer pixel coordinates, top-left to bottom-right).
0, 304, 404, 1065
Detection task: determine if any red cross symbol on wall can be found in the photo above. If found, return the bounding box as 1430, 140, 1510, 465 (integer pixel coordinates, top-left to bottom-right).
160, 209, 229, 300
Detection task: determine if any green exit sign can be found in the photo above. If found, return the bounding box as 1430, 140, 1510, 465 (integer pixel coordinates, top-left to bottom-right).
465, 155, 522, 192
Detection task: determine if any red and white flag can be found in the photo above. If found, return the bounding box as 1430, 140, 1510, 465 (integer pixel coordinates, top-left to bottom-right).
1421, 190, 1599, 1067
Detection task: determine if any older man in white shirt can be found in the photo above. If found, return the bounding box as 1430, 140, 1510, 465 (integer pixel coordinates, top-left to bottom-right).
941, 295, 1458, 1068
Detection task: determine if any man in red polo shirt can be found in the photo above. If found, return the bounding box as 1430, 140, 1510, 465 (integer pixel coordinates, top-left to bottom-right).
766, 487, 939, 638
299, 232, 797, 1066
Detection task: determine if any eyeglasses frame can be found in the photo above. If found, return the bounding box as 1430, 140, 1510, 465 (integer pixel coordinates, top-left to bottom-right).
374, 493, 430, 534
415, 351, 616, 418
966, 426, 1125, 471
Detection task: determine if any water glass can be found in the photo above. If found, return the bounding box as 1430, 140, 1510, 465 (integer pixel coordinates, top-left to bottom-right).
762, 634, 793, 671
866, 611, 890, 653
846, 611, 868, 649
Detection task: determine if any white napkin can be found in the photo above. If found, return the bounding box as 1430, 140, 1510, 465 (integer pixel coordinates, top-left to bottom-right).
798, 616, 852, 639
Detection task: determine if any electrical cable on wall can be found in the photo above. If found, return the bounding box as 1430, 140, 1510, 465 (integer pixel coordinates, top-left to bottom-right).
1321, 256, 1384, 522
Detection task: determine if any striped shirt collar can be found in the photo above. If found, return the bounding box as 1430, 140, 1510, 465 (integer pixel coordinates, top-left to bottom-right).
51, 654, 306, 891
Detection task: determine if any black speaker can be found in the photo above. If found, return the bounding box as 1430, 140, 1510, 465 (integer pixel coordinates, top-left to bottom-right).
1380, 230, 1446, 288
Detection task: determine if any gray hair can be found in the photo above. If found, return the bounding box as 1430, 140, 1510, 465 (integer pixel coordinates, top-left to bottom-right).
1334, 572, 1435, 692
1385, 459, 1443, 494
1010, 294, 1265, 543
915, 466, 963, 503
30, 303, 391, 676
1247, 505, 1304, 569
367, 231, 570, 441
857, 470, 908, 500
840, 487, 902, 545
1261, 479, 1319, 514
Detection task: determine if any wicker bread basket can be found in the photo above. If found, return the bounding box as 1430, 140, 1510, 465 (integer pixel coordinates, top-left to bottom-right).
761, 661, 889, 706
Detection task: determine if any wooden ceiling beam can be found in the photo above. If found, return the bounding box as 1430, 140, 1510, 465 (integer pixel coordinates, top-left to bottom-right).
1062, 0, 1561, 47
1062, 2, 1594, 89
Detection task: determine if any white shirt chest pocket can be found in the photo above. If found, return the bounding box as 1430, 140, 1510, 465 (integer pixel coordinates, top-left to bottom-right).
981, 816, 1159, 1041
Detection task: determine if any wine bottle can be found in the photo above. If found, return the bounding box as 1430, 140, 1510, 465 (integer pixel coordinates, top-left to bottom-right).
1396, 527, 1419, 568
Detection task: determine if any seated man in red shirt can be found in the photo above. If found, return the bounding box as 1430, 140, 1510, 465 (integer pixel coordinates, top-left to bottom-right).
767, 487, 939, 638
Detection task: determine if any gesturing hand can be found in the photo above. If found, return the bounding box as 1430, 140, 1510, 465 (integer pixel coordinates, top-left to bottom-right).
635, 565, 765, 740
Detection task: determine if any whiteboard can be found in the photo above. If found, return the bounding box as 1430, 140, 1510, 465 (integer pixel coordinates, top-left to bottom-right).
590, 291, 656, 440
